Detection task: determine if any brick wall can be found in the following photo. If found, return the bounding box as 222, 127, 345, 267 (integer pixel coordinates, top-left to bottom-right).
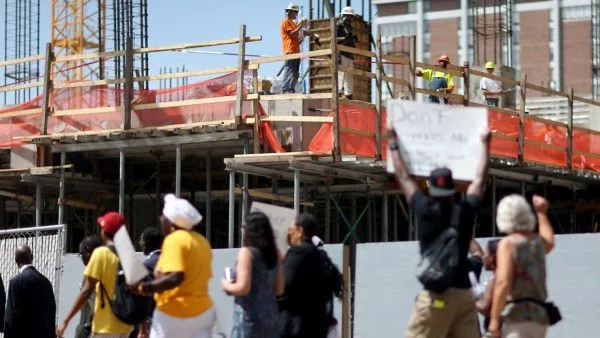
429, 18, 459, 65
520, 10, 550, 97
377, 3, 409, 16
562, 20, 592, 95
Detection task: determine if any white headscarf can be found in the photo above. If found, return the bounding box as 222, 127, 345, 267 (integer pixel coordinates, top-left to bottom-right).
162, 194, 203, 230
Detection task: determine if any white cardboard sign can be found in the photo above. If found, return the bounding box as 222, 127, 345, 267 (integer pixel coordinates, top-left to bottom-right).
250, 202, 295, 253
386, 100, 488, 181
113, 226, 149, 284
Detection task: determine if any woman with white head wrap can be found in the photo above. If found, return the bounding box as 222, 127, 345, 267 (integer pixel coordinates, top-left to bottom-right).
136, 194, 215, 338
486, 195, 556, 338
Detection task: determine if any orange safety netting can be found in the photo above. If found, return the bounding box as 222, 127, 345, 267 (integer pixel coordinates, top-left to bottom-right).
307, 102, 600, 173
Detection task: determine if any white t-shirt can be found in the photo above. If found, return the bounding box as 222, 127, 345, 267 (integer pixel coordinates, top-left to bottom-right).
480, 77, 501, 99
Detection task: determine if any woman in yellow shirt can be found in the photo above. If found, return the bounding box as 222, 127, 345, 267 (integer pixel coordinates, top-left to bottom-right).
136, 194, 215, 338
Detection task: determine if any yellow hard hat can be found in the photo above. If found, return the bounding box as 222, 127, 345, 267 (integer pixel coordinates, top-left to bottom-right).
485, 61, 495, 69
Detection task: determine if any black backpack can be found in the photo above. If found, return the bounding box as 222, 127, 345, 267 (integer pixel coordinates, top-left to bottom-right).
100, 246, 153, 325
318, 248, 343, 299
416, 205, 461, 293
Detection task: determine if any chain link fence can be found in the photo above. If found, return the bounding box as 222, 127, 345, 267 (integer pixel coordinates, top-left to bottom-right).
0, 224, 64, 299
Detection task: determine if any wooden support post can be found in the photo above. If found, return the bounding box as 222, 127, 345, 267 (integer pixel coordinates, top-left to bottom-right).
375, 35, 383, 160
518, 74, 527, 166
235, 25, 247, 123
251, 69, 261, 153
124, 37, 134, 130
567, 88, 574, 172
463, 61, 470, 106
410, 35, 417, 100
41, 43, 53, 136
342, 241, 357, 338
325, 187, 331, 242
38, 43, 55, 167
330, 19, 341, 161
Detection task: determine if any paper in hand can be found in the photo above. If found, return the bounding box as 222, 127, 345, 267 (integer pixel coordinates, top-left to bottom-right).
113, 226, 149, 284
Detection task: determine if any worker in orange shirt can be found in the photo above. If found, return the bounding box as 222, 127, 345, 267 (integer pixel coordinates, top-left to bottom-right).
280, 3, 310, 93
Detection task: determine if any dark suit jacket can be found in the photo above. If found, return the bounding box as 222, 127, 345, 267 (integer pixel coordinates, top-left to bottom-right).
4, 266, 56, 338
279, 241, 330, 338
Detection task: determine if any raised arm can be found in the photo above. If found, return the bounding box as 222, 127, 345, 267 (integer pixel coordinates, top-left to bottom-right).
386, 120, 420, 201
221, 247, 253, 297
466, 129, 491, 199
532, 195, 555, 254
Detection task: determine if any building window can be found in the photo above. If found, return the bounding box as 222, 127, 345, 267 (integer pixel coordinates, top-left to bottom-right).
379, 22, 417, 37
549, 27, 554, 42
407, 1, 417, 14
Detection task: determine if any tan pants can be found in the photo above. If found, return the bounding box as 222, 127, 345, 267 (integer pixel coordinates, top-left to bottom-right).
503, 321, 547, 338
91, 333, 131, 338
405, 288, 479, 338
338, 55, 354, 96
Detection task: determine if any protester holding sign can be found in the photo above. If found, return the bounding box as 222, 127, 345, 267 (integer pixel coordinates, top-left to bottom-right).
135, 194, 215, 338
386, 117, 491, 338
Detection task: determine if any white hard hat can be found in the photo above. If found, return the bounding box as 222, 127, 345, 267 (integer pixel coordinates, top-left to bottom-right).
341, 6, 356, 16
286, 2, 300, 12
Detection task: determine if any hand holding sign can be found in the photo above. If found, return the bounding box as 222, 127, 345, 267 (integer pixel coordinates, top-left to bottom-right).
386, 100, 488, 181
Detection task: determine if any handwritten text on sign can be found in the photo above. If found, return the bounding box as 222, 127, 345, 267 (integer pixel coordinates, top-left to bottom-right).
386, 100, 487, 181
250, 202, 295, 253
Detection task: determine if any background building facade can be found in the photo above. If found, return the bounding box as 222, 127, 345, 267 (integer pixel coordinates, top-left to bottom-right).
374, 0, 596, 99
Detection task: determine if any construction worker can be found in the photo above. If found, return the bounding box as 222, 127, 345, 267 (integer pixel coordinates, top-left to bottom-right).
416, 53, 455, 104
280, 3, 309, 93
337, 6, 358, 100
480, 61, 509, 107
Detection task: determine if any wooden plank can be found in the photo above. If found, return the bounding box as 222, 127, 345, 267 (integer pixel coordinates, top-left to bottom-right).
573, 95, 600, 107
248, 49, 332, 65
0, 81, 43, 93
133, 94, 258, 111
524, 138, 567, 152
59, 198, 101, 211
0, 164, 73, 176
526, 114, 568, 128
573, 125, 600, 136
54, 36, 263, 62
375, 35, 383, 160
567, 88, 574, 171
339, 66, 376, 79
469, 102, 519, 116
573, 149, 600, 160
234, 187, 314, 207
41, 43, 53, 136
341, 127, 376, 138
525, 81, 568, 98
53, 106, 125, 117
415, 62, 464, 77
245, 116, 333, 124
339, 98, 375, 109
0, 190, 33, 202
518, 74, 527, 166
133, 65, 257, 83
235, 25, 247, 121
53, 78, 123, 89
382, 54, 409, 65
415, 88, 464, 102
331, 19, 341, 161
233, 151, 320, 159
259, 92, 333, 101
491, 132, 517, 141
382, 75, 410, 86
0, 54, 44, 68
0, 108, 42, 118
136, 36, 262, 54
469, 68, 521, 87
338, 45, 376, 58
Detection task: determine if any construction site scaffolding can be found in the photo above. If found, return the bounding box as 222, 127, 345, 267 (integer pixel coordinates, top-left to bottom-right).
470, 0, 513, 68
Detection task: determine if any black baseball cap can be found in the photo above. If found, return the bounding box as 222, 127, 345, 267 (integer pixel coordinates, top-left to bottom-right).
428, 168, 455, 197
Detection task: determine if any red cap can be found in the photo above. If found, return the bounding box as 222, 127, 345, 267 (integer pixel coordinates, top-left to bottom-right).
97, 211, 126, 236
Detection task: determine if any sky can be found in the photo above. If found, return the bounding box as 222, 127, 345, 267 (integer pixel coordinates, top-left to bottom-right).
0, 0, 373, 93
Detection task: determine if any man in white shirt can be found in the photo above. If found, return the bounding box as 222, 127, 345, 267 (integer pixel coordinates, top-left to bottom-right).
480, 61, 508, 107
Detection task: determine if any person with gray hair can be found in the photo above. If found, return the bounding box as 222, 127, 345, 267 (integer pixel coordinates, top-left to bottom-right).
486, 195, 556, 338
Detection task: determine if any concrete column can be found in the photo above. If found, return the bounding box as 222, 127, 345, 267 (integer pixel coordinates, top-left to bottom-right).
460, 0, 469, 64
416, 0, 425, 101
119, 150, 125, 214
35, 183, 42, 226
175, 144, 181, 197
228, 170, 236, 248
552, 0, 562, 90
